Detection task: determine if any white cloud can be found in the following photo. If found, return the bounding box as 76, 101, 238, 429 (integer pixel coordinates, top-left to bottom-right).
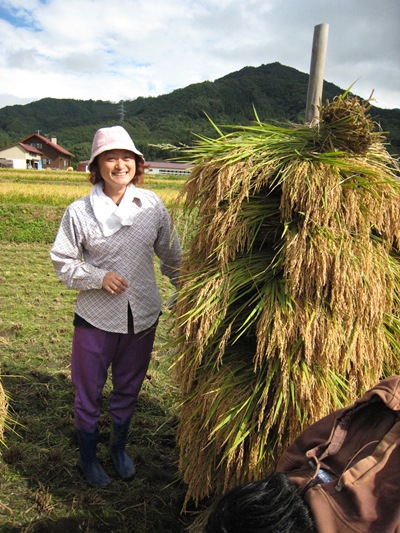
0, 0, 398, 109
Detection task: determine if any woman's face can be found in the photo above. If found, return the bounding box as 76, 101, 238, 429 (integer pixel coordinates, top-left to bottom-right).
97, 149, 137, 192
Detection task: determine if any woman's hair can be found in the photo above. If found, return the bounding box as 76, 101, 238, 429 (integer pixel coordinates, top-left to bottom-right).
89, 152, 145, 186
205, 473, 317, 533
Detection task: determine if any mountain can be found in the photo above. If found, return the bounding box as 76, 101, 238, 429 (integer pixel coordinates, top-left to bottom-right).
0, 62, 398, 163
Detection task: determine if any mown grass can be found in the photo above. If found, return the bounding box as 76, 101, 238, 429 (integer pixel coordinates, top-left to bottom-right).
0, 170, 200, 532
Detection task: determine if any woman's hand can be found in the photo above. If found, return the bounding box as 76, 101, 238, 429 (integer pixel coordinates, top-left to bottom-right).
102, 272, 129, 295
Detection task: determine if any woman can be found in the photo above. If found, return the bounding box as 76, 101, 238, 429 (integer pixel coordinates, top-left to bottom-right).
50, 126, 182, 487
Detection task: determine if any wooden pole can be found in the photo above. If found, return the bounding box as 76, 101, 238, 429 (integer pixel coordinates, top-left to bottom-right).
305, 23, 329, 124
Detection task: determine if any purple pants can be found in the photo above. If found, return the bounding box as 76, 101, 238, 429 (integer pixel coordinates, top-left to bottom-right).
71, 322, 157, 432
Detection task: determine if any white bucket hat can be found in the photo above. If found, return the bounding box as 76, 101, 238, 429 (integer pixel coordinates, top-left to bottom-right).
88, 125, 143, 168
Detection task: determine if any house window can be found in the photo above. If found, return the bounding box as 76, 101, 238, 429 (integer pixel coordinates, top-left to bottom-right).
45, 159, 51, 165
31, 142, 42, 149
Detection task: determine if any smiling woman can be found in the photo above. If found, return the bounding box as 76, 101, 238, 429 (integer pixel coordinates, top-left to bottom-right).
94, 150, 139, 204
50, 125, 182, 488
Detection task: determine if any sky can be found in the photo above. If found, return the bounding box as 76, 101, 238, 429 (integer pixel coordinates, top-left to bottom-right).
0, 0, 399, 111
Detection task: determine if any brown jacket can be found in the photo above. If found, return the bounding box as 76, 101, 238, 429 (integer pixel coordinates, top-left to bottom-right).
276, 376, 400, 533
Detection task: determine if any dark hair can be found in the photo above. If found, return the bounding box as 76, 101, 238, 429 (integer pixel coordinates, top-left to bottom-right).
205, 473, 317, 533
89, 152, 145, 186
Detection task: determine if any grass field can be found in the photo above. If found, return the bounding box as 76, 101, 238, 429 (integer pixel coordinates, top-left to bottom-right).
0, 169, 199, 532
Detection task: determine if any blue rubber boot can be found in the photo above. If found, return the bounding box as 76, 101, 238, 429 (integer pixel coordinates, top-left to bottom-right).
110, 423, 136, 480
76, 428, 112, 487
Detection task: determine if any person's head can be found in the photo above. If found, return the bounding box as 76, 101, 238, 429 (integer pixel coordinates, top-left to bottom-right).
88, 125, 145, 186
205, 473, 317, 533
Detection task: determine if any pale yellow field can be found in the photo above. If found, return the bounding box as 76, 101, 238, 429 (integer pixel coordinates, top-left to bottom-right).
0, 169, 183, 207
0, 182, 93, 205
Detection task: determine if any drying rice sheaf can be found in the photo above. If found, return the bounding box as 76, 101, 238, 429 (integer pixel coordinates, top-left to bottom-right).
0, 380, 8, 445
173, 96, 400, 506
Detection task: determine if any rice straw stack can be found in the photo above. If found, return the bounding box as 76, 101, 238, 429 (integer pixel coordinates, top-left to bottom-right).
173, 95, 400, 506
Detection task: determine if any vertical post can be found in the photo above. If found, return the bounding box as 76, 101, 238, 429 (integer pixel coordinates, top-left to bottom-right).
305, 23, 329, 125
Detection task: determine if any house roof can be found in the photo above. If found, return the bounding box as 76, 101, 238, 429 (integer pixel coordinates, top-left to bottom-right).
20, 133, 73, 157
0, 142, 43, 155
20, 142, 42, 155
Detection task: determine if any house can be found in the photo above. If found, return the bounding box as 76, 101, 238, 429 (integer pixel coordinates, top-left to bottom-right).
145, 161, 193, 176
0, 142, 43, 169
77, 160, 89, 173
76, 160, 193, 176
19, 133, 73, 170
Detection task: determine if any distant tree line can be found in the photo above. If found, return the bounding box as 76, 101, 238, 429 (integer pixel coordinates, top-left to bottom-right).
0, 62, 398, 165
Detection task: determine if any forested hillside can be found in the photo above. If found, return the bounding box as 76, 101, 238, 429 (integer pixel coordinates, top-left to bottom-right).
0, 62, 398, 164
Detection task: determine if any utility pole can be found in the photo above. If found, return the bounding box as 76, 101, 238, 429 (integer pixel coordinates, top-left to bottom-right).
118, 101, 125, 123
